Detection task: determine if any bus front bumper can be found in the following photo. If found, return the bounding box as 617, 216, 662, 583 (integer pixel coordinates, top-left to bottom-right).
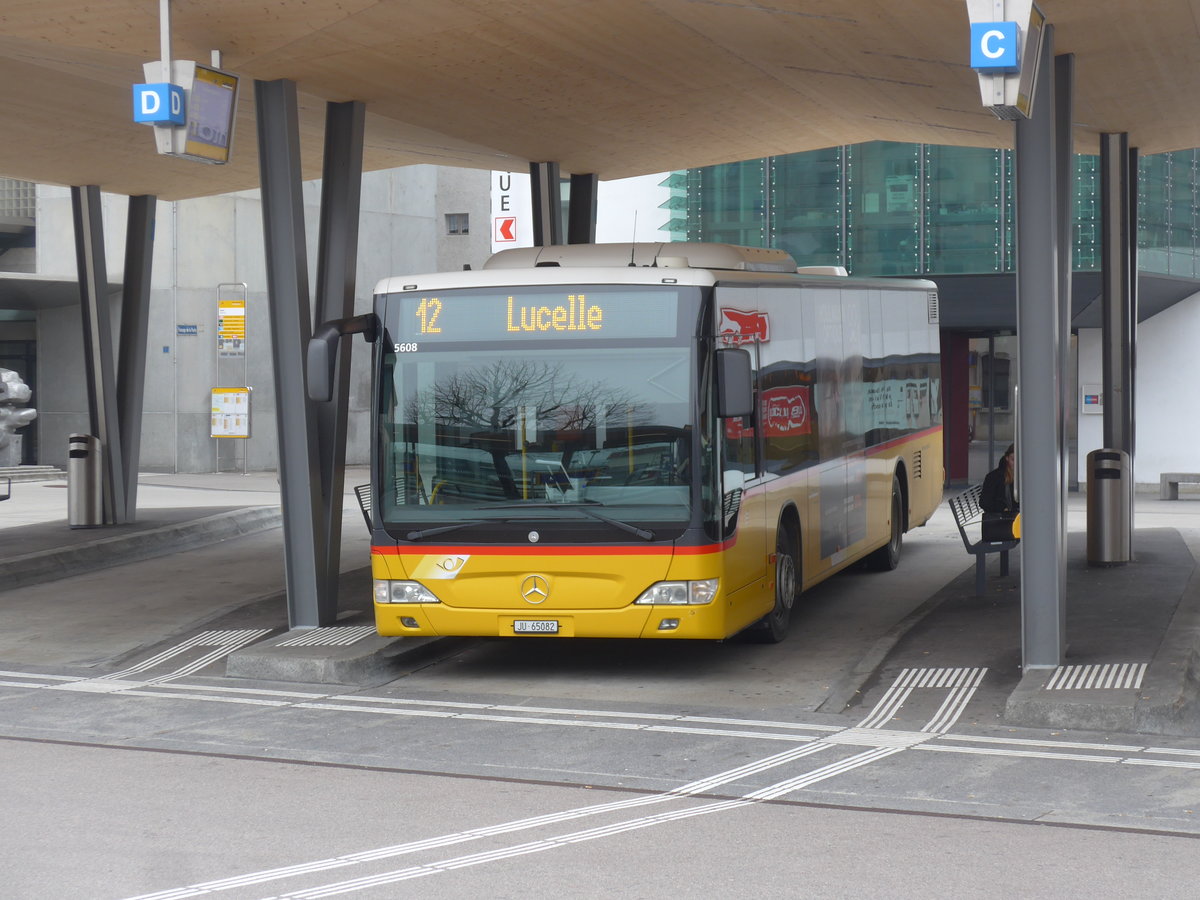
374, 602, 733, 640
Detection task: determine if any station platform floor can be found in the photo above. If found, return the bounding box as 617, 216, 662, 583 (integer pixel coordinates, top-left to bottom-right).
1, 465, 1198, 737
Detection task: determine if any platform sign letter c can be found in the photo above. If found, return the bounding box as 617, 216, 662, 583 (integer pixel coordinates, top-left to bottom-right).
970, 22, 1020, 73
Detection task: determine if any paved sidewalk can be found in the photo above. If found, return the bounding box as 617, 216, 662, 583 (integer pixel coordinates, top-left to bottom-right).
0, 467, 372, 668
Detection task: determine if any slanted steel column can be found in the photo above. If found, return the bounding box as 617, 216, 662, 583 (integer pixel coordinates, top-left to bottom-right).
71, 184, 127, 525
117, 195, 156, 521
1054, 53, 1074, 599
1127, 143, 1138, 466
1014, 24, 1066, 669
530, 161, 563, 246
314, 100, 365, 610
1100, 132, 1135, 457
567, 173, 598, 244
255, 78, 332, 628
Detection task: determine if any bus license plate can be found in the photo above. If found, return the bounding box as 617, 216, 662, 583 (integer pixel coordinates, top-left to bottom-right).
514, 620, 559, 634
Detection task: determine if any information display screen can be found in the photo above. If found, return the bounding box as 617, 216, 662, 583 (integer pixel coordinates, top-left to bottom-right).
392, 287, 681, 343
184, 65, 238, 164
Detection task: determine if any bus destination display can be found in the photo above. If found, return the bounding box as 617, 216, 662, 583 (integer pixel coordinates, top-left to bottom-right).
395, 289, 679, 343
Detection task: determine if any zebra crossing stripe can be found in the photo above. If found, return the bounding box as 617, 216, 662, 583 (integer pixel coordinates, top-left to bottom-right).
276, 626, 377, 648
1043, 663, 1146, 691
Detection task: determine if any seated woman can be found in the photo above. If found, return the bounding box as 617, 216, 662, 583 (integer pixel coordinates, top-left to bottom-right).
980, 444, 1019, 542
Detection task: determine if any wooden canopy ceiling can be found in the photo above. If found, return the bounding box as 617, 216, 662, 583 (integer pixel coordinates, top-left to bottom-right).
1, 1, 1197, 200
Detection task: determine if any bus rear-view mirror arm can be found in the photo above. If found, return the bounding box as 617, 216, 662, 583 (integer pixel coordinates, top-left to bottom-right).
715, 347, 753, 418
307, 313, 379, 402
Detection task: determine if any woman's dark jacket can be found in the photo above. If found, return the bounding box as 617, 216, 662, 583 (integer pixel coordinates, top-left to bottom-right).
980, 465, 1019, 542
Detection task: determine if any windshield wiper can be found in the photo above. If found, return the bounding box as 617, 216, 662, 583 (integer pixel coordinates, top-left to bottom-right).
487, 501, 654, 541
405, 519, 490, 541
577, 505, 655, 541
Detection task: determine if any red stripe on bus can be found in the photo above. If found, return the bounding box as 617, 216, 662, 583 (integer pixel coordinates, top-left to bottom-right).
371, 538, 735, 557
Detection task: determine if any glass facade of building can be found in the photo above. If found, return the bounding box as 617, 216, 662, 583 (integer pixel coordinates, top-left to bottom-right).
664, 141, 1200, 278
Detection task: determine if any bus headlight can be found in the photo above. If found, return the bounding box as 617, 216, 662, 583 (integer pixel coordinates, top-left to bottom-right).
634, 579, 718, 606
374, 580, 441, 604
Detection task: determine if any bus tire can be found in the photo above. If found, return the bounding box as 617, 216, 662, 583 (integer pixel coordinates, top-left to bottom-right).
752, 525, 799, 643
867, 475, 903, 571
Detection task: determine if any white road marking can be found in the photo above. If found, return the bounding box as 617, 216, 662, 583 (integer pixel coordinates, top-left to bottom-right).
856, 667, 985, 731
45, 629, 273, 694
1044, 662, 1147, 690
117, 667, 987, 900
6, 657, 1196, 900
276, 626, 377, 648
122, 742, 836, 900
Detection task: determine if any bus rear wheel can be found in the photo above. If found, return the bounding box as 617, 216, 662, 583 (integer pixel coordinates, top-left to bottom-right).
867, 476, 903, 571
753, 526, 798, 643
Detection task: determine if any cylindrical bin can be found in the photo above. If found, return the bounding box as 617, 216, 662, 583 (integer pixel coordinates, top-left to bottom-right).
67, 433, 103, 528
1086, 448, 1131, 566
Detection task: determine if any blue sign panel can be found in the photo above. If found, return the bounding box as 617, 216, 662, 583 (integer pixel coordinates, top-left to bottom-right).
132, 83, 185, 126
970, 22, 1020, 73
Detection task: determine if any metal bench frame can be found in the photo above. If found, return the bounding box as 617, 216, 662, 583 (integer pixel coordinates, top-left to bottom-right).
949, 484, 1020, 596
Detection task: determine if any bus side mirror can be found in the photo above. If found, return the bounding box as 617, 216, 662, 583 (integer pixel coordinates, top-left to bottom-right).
307, 313, 378, 402
715, 347, 753, 418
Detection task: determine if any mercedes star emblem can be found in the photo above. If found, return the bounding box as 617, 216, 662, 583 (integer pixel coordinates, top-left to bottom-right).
521, 574, 550, 604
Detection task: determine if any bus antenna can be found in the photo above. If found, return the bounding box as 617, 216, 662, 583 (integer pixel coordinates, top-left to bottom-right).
628, 212, 638, 266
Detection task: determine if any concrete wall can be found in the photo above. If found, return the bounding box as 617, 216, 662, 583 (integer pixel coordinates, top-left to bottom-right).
1077, 289, 1200, 489
32, 166, 490, 472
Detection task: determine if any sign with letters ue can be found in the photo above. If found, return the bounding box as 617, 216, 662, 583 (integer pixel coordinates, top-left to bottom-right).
970, 22, 1020, 73
133, 83, 185, 126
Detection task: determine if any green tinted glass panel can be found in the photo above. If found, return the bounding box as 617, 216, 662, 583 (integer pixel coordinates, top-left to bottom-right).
846, 142, 920, 276
770, 147, 844, 268
923, 146, 1003, 274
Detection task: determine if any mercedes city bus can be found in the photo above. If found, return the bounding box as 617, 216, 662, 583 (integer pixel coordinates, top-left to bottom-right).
309, 242, 942, 642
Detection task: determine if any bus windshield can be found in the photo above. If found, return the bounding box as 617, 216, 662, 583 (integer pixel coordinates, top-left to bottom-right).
376, 284, 702, 540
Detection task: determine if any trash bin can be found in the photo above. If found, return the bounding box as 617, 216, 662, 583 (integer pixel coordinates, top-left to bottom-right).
67, 433, 103, 528
1086, 448, 1131, 566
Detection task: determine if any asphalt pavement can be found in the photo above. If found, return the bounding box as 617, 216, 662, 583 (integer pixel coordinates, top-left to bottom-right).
1, 465, 1198, 736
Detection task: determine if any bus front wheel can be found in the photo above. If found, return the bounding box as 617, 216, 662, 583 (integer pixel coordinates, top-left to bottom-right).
752, 526, 798, 643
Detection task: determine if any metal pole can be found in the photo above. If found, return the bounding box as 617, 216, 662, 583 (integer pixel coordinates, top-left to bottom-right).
1127, 143, 1139, 505
314, 99, 366, 613
1100, 132, 1132, 454
987, 334, 995, 469
71, 184, 127, 525
1055, 52, 1074, 598
254, 78, 332, 628
117, 195, 156, 522
1015, 24, 1065, 670
159, 0, 172, 82
567, 173, 598, 244
530, 162, 563, 246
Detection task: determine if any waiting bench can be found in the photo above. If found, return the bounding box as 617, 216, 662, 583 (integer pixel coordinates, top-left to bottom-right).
1160, 473, 1200, 500
949, 484, 1020, 596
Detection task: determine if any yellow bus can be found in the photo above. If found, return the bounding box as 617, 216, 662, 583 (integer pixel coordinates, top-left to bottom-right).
311, 242, 943, 642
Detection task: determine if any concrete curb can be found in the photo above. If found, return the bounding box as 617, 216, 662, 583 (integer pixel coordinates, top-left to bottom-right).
0, 505, 283, 592
1004, 669, 1141, 733
225, 630, 466, 686
1133, 561, 1200, 735
1004, 544, 1200, 736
